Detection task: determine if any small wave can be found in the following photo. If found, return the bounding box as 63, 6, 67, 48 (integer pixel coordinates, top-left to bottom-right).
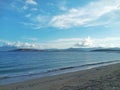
0, 60, 119, 81
79, 60, 120, 67
46, 60, 120, 73
47, 66, 74, 72
0, 76, 10, 80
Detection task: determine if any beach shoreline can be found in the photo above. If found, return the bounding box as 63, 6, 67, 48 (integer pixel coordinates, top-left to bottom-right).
0, 63, 120, 90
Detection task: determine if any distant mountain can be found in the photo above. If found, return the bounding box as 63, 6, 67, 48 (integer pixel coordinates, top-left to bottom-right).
46, 48, 100, 52
65, 47, 100, 52
47, 47, 102, 52
91, 48, 120, 52
8, 48, 64, 52
0, 45, 120, 52
4, 47, 93, 52
10, 48, 45, 52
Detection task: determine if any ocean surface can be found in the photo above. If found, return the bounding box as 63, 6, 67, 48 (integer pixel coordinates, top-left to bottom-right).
0, 51, 120, 85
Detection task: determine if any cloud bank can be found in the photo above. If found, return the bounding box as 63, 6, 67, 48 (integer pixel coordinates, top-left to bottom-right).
50, 0, 120, 29
0, 37, 120, 49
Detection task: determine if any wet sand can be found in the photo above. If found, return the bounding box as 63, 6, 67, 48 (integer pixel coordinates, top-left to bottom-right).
0, 63, 120, 90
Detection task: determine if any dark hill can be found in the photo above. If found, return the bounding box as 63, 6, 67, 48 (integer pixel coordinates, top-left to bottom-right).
9, 48, 45, 52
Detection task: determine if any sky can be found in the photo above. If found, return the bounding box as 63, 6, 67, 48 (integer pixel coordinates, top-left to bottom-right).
0, 0, 120, 49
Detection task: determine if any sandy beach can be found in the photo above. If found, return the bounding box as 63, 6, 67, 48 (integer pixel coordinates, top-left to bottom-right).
0, 63, 120, 90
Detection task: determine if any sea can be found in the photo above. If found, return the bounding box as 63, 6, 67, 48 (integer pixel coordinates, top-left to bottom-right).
0, 51, 120, 85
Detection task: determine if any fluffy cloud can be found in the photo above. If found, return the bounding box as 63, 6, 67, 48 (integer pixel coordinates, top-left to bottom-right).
24, 15, 51, 29
1, 37, 120, 49
74, 37, 93, 48
11, 0, 120, 29
25, 13, 32, 18
26, 0, 37, 5
0, 40, 41, 49
11, 0, 38, 12
50, 0, 120, 29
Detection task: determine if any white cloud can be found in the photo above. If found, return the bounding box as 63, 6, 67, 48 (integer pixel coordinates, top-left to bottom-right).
51, 37, 93, 48
0, 40, 41, 49
25, 13, 31, 18
59, 6, 67, 11
10, 1, 24, 12
50, 0, 120, 29
22, 5, 28, 10
25, 15, 51, 29
93, 37, 120, 48
74, 37, 93, 48
26, 0, 37, 5
11, 0, 38, 12
11, 0, 120, 29
49, 37, 120, 48
0, 37, 120, 49
53, 38, 82, 42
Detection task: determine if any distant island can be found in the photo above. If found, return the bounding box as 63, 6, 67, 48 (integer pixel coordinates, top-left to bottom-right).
91, 48, 120, 52
7, 48, 99, 52
7, 48, 120, 53
10, 48, 45, 52
0, 45, 120, 52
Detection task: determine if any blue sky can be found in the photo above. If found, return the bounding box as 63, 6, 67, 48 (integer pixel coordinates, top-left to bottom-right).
0, 0, 120, 49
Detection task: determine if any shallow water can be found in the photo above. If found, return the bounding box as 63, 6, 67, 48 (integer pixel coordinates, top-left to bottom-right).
0, 51, 120, 85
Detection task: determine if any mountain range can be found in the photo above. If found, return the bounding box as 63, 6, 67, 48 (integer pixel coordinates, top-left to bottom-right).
0, 45, 120, 52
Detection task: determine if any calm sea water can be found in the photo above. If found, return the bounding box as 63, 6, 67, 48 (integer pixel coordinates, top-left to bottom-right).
0, 51, 120, 85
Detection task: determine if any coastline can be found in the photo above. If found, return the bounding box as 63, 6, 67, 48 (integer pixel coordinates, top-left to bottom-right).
0, 63, 120, 90
0, 60, 119, 85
